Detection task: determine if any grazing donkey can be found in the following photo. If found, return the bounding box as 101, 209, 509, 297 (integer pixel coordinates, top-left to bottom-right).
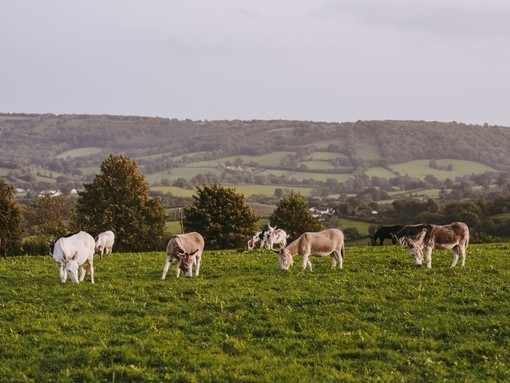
95, 230, 115, 258
162, 232, 205, 279
403, 222, 469, 268
51, 231, 96, 284
274, 228, 345, 271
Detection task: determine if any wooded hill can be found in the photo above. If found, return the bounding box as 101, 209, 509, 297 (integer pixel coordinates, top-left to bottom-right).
0, 113, 508, 194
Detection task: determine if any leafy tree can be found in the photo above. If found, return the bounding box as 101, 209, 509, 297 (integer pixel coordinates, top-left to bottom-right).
391, 198, 438, 219
444, 201, 482, 227
25, 195, 78, 241
269, 190, 324, 241
182, 184, 259, 249
76, 154, 167, 252
0, 179, 24, 255
343, 227, 361, 242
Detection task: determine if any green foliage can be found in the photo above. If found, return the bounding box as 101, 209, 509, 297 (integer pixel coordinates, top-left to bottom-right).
24, 195, 78, 241
2, 245, 510, 382
22, 237, 51, 256
270, 190, 324, 241
343, 227, 362, 241
444, 201, 483, 227
76, 155, 167, 251
0, 179, 23, 254
183, 184, 259, 249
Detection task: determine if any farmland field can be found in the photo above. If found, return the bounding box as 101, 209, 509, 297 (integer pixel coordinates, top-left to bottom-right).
388, 160, 496, 180
55, 147, 103, 159
298, 160, 337, 170
305, 151, 346, 161
186, 152, 294, 168
2, 245, 510, 382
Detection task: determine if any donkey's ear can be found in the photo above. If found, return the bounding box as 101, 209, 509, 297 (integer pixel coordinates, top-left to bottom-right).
404, 237, 414, 248
72, 251, 79, 260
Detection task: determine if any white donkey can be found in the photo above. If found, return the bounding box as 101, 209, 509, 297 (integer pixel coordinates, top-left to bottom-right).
51, 231, 96, 284
263, 224, 289, 250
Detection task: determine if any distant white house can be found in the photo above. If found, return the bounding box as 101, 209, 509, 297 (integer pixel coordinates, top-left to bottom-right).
223, 165, 255, 172
38, 190, 62, 197
309, 207, 335, 218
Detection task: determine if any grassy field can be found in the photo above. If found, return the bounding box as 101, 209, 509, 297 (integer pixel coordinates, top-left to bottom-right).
55, 147, 103, 159
185, 152, 294, 168
388, 160, 495, 180
305, 151, 346, 161
145, 167, 223, 184
298, 160, 337, 170
1, 244, 510, 382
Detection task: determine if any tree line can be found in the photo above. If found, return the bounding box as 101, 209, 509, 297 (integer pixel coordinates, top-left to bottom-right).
2, 151, 510, 256
1, 155, 326, 256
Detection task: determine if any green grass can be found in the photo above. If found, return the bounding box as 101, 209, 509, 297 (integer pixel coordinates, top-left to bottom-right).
298, 160, 337, 170
306, 151, 346, 161
77, 166, 101, 176
249, 202, 276, 218
389, 159, 495, 180
186, 152, 293, 168
145, 167, 222, 184
165, 220, 182, 235
55, 147, 103, 159
152, 185, 195, 197
1, 244, 510, 382
339, 218, 373, 239
365, 166, 397, 178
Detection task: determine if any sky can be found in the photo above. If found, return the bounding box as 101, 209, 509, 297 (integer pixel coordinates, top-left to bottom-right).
2, 0, 510, 126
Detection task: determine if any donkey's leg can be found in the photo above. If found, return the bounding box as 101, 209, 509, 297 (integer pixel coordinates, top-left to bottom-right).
425, 247, 433, 268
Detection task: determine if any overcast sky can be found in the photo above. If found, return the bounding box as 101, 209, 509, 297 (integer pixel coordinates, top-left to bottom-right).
2, 0, 510, 126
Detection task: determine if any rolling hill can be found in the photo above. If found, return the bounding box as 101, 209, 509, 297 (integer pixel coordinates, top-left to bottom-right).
0, 113, 508, 198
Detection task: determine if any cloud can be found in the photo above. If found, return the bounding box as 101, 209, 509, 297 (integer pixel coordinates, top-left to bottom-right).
316, 0, 510, 39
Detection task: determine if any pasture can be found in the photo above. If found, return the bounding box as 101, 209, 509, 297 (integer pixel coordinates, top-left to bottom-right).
1, 244, 510, 382
55, 147, 103, 159
185, 152, 294, 168
387, 159, 496, 181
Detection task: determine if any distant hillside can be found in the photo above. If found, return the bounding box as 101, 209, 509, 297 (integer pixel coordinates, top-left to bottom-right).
0, 113, 508, 191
